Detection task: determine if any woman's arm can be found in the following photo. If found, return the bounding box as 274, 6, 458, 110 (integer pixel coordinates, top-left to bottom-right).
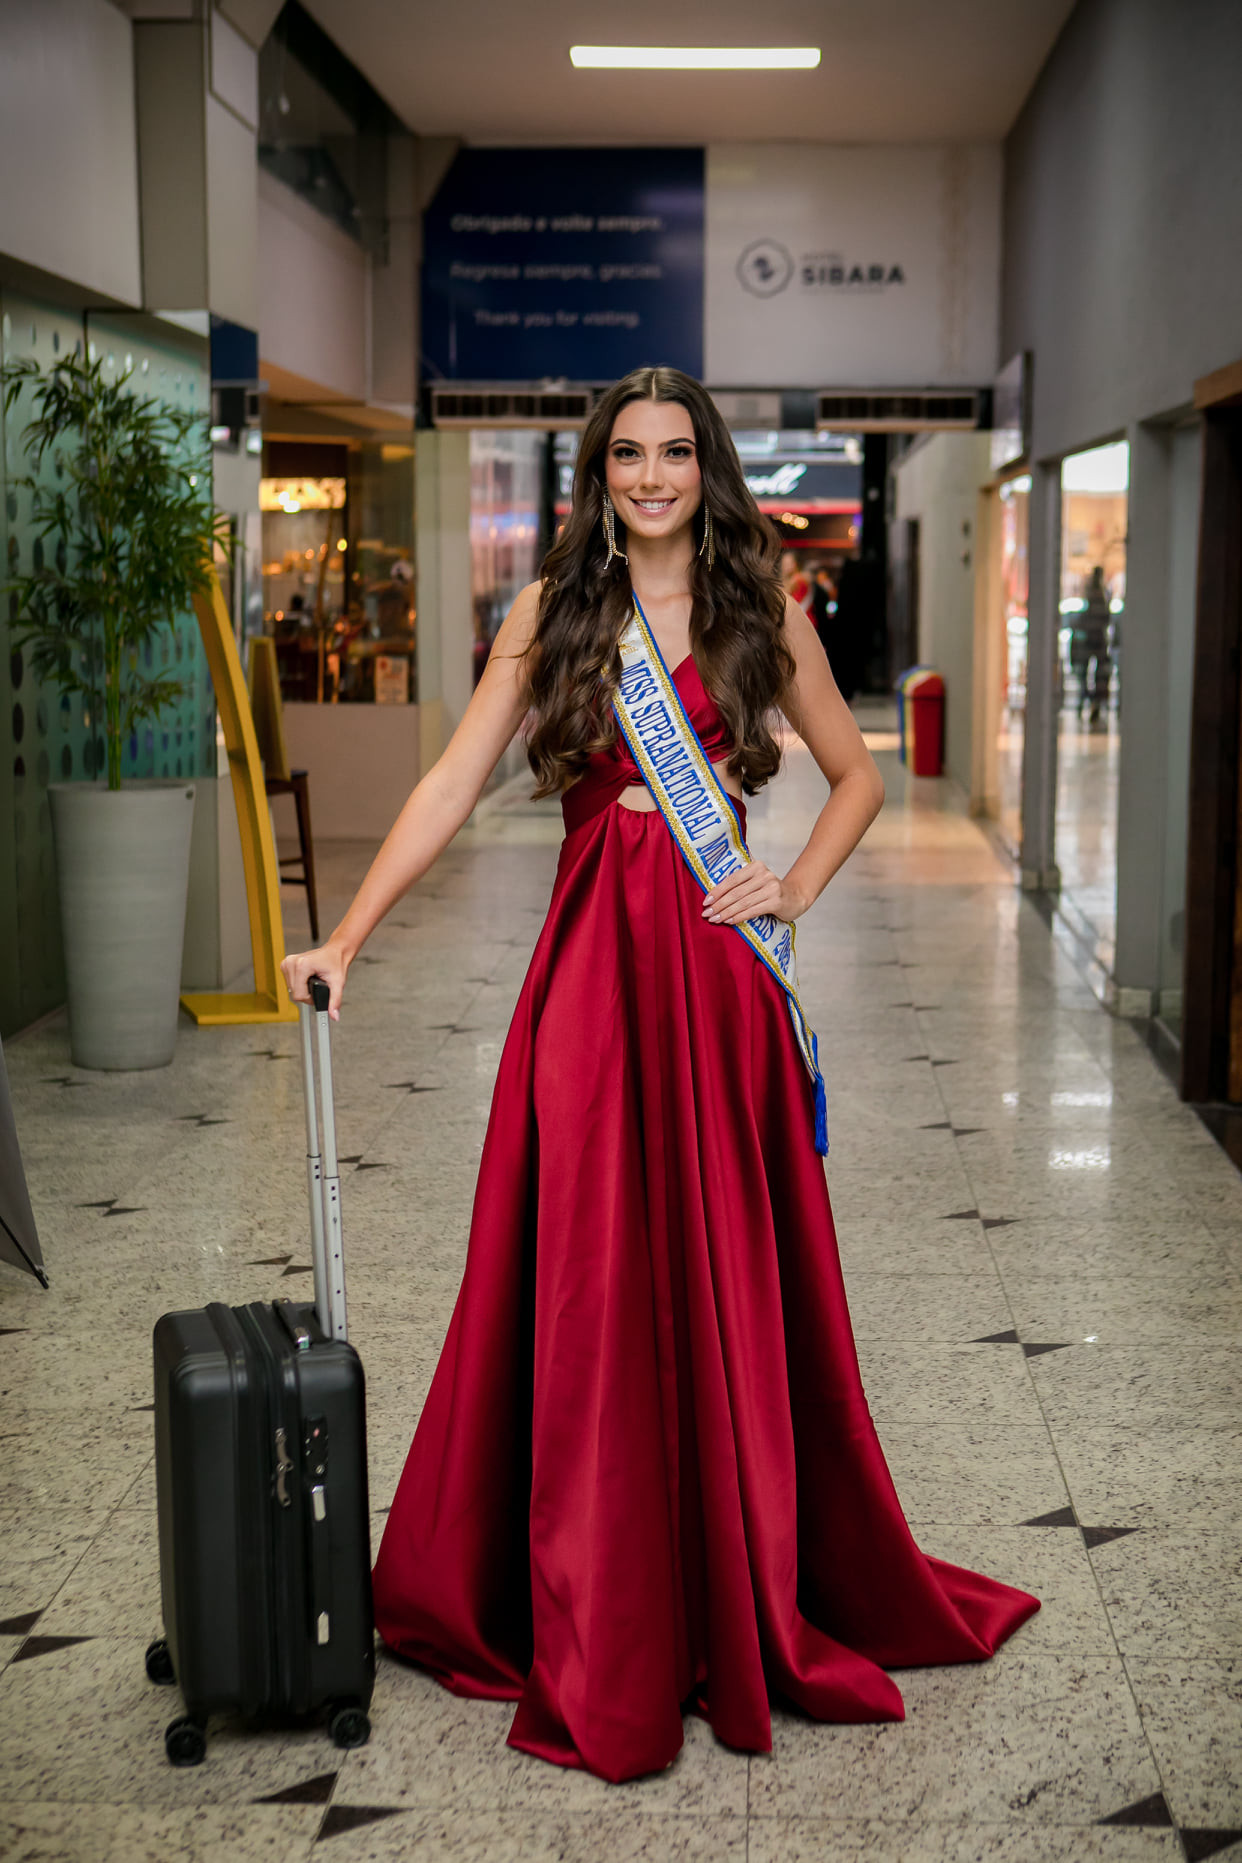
702, 596, 884, 928
281, 583, 541, 1015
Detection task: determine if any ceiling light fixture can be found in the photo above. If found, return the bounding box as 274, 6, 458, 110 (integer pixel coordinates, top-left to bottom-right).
570, 46, 821, 71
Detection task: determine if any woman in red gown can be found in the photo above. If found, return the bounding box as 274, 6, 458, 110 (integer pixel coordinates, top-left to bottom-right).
282, 368, 1038, 1784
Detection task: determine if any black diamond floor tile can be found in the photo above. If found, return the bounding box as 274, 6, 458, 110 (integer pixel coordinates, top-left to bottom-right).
257, 1771, 338, 1806
1098, 1792, 1173, 1827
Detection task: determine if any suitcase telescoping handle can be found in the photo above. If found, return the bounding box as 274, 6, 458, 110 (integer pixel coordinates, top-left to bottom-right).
298, 975, 348, 1343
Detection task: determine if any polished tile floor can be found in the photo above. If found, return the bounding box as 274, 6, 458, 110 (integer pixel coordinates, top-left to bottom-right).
1055, 700, 1121, 971
995, 692, 1120, 969
2, 709, 1240, 1862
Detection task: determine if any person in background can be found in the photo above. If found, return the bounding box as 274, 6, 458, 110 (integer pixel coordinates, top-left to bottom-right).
781, 550, 814, 620
809, 562, 835, 646
1072, 565, 1113, 725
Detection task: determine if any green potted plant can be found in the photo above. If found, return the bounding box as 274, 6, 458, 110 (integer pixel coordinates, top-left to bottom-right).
2, 350, 228, 1069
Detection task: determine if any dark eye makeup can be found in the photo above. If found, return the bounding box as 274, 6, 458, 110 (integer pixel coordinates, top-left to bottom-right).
609, 441, 696, 458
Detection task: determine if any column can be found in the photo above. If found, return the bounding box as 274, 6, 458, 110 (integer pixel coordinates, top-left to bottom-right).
414, 429, 472, 777
1112, 422, 1173, 1014
134, 5, 261, 990
1019, 459, 1062, 890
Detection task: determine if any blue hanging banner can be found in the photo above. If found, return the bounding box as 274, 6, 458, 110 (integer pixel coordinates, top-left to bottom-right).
422, 147, 704, 384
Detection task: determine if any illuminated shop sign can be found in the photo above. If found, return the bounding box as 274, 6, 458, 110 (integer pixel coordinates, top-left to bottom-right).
260, 478, 345, 513
744, 458, 860, 512
744, 462, 807, 496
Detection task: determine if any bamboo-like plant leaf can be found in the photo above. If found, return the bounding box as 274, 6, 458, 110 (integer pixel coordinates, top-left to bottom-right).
1, 351, 231, 790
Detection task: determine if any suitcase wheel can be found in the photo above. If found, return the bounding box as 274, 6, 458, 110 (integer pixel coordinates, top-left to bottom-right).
328, 1703, 371, 1750
165, 1716, 207, 1767
144, 1638, 176, 1687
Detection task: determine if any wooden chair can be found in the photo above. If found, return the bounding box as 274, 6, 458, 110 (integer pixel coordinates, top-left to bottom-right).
247, 636, 320, 944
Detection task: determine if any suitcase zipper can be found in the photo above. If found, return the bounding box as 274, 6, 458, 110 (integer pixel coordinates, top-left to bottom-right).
207, 1303, 275, 1717
274, 1426, 294, 1509
238, 1306, 308, 1714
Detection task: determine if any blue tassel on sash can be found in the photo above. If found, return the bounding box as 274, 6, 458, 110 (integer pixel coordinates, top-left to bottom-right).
812, 1033, 829, 1156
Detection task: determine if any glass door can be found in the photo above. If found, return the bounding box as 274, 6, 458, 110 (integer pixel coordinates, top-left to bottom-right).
1056, 441, 1129, 967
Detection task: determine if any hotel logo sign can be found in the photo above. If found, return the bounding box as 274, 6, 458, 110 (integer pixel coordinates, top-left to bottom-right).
800, 254, 905, 290
706, 143, 1001, 388
737, 241, 905, 298
736, 239, 794, 297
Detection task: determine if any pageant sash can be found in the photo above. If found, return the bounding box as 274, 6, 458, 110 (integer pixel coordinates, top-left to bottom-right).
613, 597, 828, 1155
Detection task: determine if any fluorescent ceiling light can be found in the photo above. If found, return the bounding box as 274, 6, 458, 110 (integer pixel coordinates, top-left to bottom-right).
570, 46, 821, 71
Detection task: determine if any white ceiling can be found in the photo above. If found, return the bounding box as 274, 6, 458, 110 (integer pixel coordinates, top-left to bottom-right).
303, 0, 1077, 145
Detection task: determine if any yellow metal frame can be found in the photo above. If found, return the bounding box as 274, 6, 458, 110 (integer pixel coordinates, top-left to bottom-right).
180, 569, 298, 1027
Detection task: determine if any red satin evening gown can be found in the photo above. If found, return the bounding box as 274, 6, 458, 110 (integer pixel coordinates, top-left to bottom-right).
372, 653, 1039, 1782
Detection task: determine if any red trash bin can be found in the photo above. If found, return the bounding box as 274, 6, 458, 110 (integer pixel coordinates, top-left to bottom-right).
907, 671, 945, 776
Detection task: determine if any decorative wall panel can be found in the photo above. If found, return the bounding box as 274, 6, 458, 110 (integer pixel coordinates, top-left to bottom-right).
0, 294, 213, 1037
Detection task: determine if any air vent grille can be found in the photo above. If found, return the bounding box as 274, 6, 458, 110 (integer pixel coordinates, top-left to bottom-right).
430, 387, 594, 429
816, 390, 984, 433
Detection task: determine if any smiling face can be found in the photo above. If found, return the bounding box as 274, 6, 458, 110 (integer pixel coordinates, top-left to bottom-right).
603, 397, 702, 545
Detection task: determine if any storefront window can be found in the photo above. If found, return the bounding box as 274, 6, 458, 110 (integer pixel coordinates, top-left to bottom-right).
996, 473, 1031, 856
349, 442, 416, 703
260, 472, 347, 701
260, 440, 415, 703
1057, 440, 1128, 963
469, 431, 543, 685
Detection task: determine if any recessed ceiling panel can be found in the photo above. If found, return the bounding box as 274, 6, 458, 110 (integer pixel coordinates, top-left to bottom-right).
304, 0, 1076, 145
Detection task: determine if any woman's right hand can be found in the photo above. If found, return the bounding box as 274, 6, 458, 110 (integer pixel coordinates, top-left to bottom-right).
281, 940, 349, 1022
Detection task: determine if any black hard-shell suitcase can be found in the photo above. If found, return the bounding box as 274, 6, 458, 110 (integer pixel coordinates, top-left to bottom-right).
147, 979, 375, 1766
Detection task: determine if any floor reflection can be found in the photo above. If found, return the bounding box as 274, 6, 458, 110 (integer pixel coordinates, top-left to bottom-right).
1055, 701, 1120, 970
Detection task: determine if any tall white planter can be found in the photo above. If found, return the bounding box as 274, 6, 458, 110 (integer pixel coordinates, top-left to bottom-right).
50, 782, 196, 1070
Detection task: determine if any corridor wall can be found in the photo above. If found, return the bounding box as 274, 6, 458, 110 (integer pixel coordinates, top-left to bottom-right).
891, 433, 992, 795
0, 0, 142, 309
1003, 0, 1242, 465
257, 169, 369, 404
998, 0, 1242, 1012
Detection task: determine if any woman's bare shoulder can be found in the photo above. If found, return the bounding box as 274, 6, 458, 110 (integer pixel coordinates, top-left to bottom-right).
503, 580, 546, 645
492, 580, 545, 653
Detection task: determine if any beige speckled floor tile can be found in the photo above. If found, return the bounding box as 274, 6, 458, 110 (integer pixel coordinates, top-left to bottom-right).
333, 1655, 748, 1818
0, 1407, 152, 1513
749, 1652, 1160, 1825
0, 1638, 355, 1808
746, 1820, 1182, 1861
841, 1271, 1013, 1343
100, 1804, 319, 1863
36, 1509, 161, 1642
1002, 1271, 1242, 1344
854, 1342, 1047, 1428
1089, 1531, 1242, 1658
877, 1423, 1071, 1526
914, 1524, 1115, 1654
1025, 1344, 1242, 1431
0, 1508, 111, 1622
304, 1806, 747, 1862
1054, 1425, 1242, 1531
1123, 1657, 1242, 1828
0, 1802, 116, 1863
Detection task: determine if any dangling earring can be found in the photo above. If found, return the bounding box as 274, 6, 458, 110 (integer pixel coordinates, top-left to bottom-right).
602, 491, 627, 568
699, 503, 716, 571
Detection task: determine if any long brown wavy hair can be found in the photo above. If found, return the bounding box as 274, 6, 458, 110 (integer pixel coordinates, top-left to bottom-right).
522, 366, 793, 797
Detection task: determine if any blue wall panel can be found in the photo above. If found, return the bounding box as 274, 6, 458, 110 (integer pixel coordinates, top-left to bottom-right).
422, 147, 704, 384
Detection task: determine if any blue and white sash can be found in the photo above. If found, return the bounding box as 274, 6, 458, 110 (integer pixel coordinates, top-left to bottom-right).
613, 596, 828, 1155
